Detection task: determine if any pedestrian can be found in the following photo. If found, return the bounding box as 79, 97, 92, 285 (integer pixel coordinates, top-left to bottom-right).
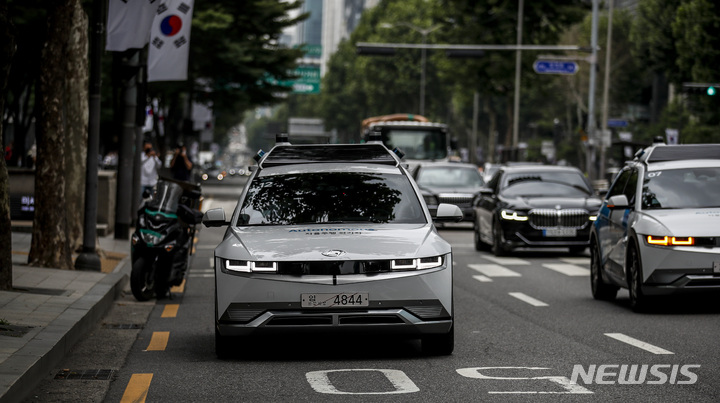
141, 140, 162, 195
170, 143, 193, 182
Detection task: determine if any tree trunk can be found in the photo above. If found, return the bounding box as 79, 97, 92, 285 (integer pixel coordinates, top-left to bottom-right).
65, 0, 89, 252
29, 0, 74, 270
0, 0, 17, 290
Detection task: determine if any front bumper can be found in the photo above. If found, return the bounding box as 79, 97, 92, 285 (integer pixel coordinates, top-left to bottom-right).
215, 260, 453, 338
640, 244, 720, 295
499, 221, 592, 249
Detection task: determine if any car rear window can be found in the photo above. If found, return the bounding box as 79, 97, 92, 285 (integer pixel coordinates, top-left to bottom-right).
238, 171, 427, 225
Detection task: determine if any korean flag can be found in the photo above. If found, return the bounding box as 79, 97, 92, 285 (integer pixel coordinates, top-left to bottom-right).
106, 0, 159, 51
147, 0, 194, 82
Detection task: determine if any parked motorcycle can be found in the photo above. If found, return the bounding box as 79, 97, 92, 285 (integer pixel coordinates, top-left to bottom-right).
130, 177, 203, 301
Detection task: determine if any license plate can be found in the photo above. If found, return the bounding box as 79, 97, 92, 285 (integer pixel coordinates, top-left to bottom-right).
543, 228, 577, 237
301, 293, 369, 308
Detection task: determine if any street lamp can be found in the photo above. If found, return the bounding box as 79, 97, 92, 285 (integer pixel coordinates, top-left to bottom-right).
380, 22, 442, 116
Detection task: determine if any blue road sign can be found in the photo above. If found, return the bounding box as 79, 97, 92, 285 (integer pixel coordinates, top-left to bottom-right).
607, 119, 629, 128
533, 60, 579, 75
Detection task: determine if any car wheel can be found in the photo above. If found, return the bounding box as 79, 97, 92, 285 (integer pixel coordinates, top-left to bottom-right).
474, 218, 490, 251
628, 246, 649, 312
590, 240, 618, 301
491, 218, 507, 257
421, 325, 454, 356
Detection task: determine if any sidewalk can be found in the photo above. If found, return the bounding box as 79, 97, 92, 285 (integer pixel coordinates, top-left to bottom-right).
0, 231, 132, 403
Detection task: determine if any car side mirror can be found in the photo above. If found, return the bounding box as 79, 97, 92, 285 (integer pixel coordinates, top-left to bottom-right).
606, 194, 629, 209
202, 208, 228, 227
434, 203, 463, 222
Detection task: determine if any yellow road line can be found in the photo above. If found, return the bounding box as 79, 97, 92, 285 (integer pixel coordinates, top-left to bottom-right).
170, 279, 185, 293
121, 373, 153, 403
146, 331, 170, 351
161, 304, 179, 318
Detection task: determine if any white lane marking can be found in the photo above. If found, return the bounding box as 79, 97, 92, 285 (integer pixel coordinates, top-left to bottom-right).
209, 258, 213, 268
473, 275, 493, 283
306, 369, 419, 394
508, 292, 549, 307
542, 263, 590, 276
190, 269, 214, 273
482, 256, 531, 265
189, 274, 214, 278
560, 257, 589, 265
604, 333, 674, 355
469, 264, 522, 277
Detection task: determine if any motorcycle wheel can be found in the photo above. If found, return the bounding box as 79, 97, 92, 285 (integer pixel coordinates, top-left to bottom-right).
130, 258, 156, 301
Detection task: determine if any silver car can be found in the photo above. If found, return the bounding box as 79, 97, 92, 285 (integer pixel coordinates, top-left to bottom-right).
590, 143, 720, 311
203, 136, 462, 357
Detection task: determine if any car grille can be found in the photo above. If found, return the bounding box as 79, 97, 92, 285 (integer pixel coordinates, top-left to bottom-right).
278, 261, 392, 275
437, 193, 474, 207
528, 209, 589, 229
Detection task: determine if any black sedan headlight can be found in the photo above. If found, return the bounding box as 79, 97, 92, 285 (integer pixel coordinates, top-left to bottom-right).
500, 209, 529, 221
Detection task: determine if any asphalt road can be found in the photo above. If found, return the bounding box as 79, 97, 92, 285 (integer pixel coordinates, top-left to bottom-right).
26, 180, 720, 402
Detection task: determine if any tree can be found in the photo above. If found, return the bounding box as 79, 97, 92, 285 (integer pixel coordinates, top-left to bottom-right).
28, 0, 88, 271
1, 0, 17, 290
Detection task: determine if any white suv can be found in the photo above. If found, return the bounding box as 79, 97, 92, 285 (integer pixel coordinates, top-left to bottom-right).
590, 143, 720, 311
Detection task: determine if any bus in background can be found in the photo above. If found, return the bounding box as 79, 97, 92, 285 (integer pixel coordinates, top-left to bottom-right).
361, 114, 455, 170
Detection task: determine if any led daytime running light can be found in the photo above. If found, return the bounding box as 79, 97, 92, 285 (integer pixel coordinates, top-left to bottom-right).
391, 256, 443, 271
646, 236, 695, 246
501, 210, 529, 221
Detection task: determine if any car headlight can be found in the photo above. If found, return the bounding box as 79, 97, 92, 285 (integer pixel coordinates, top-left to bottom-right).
500, 209, 529, 221
423, 194, 438, 206
224, 259, 278, 273
589, 215, 598, 221
391, 256, 443, 271
645, 235, 695, 246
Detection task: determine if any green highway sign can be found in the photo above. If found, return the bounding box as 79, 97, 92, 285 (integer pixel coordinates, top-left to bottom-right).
265, 65, 321, 94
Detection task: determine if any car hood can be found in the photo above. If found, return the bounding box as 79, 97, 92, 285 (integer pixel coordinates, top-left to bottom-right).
501, 196, 602, 211
214, 223, 451, 261
420, 185, 482, 195
637, 208, 720, 236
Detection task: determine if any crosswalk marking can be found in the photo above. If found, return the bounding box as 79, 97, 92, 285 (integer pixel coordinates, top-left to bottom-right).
473, 275, 493, 282
121, 373, 153, 403
469, 264, 522, 277
560, 257, 590, 265
605, 333, 674, 355
509, 292, 549, 307
146, 331, 170, 351
542, 263, 590, 276
481, 256, 531, 265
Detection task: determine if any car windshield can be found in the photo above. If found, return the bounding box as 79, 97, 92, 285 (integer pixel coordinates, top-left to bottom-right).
146, 181, 183, 214
416, 166, 484, 188
642, 167, 720, 209
501, 171, 592, 197
382, 129, 447, 160
238, 171, 426, 225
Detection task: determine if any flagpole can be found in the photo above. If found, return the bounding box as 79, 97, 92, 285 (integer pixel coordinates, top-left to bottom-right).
75, 0, 104, 270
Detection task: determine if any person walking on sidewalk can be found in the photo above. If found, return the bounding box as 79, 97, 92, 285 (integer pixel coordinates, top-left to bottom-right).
141, 140, 162, 195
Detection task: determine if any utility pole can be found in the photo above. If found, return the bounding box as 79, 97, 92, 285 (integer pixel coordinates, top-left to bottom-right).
586, 0, 599, 179
600, 0, 614, 182
512, 0, 524, 157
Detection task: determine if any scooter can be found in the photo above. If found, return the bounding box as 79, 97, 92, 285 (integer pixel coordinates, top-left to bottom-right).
130, 177, 203, 301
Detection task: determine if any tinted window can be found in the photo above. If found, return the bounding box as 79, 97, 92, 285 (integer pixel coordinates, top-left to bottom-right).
500, 170, 592, 197
606, 168, 631, 199
416, 166, 484, 187
239, 172, 426, 225
641, 167, 720, 209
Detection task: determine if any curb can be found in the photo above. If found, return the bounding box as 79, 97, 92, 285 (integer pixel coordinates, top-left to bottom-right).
0, 257, 131, 403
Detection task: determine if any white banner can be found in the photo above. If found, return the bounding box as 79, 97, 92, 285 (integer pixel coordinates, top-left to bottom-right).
147, 0, 195, 82
106, 0, 159, 51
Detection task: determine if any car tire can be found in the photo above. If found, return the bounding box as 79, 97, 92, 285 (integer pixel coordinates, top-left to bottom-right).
474, 218, 490, 251
491, 218, 507, 257
421, 325, 454, 356
590, 240, 618, 301
628, 245, 649, 312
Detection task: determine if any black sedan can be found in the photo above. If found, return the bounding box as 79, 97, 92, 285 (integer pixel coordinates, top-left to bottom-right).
472, 165, 602, 256
412, 162, 485, 222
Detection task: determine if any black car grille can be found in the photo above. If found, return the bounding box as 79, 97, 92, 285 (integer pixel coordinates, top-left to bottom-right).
278, 260, 392, 275
529, 209, 589, 229
437, 194, 474, 207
